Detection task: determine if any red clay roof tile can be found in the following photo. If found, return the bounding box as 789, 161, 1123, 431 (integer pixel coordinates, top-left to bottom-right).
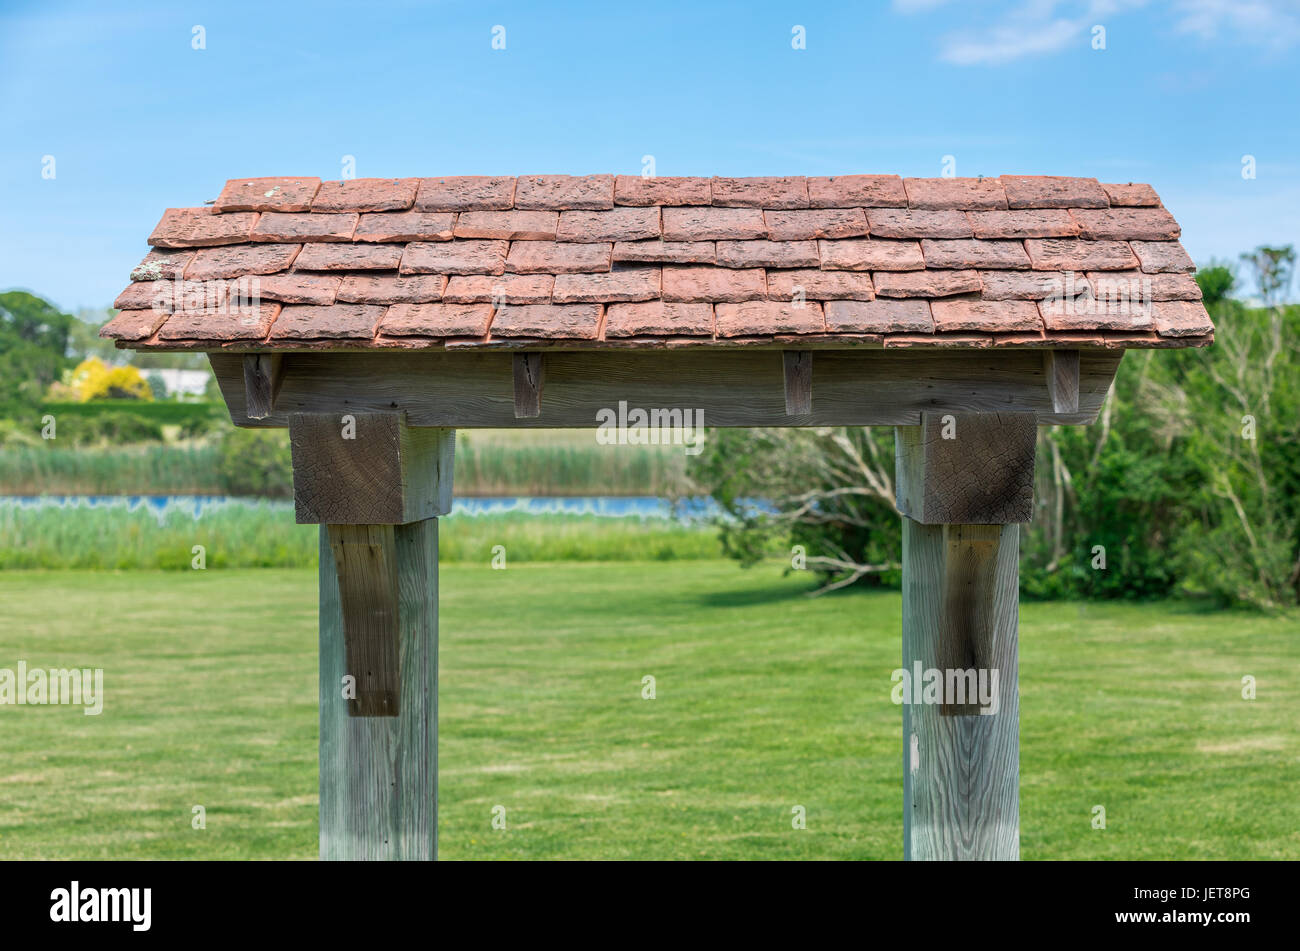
765, 269, 875, 301
662, 265, 766, 303
819, 238, 924, 271
662, 206, 766, 241
400, 239, 507, 275
874, 270, 982, 298
491, 302, 603, 337
1000, 175, 1108, 209
611, 240, 714, 264
932, 299, 1041, 332
185, 244, 301, 280
311, 178, 419, 212
252, 212, 358, 243
552, 269, 661, 304
514, 175, 615, 210
213, 177, 321, 213
1025, 238, 1138, 271
826, 299, 932, 333
149, 208, 258, 248
382, 302, 492, 337
454, 210, 558, 241
807, 175, 906, 209
444, 274, 555, 304
764, 208, 869, 241
614, 176, 711, 206
717, 240, 819, 269
904, 178, 1007, 210
106, 173, 1210, 351
337, 274, 447, 304
355, 212, 455, 242
712, 176, 808, 209
415, 176, 516, 212
557, 208, 660, 243
271, 303, 386, 339
297, 243, 402, 271
1101, 183, 1160, 207
506, 240, 612, 273
867, 209, 972, 239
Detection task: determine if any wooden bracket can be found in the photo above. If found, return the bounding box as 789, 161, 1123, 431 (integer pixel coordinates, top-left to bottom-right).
328, 524, 402, 717
288, 413, 454, 525
1044, 350, 1080, 415
782, 351, 812, 415
243, 353, 285, 420
513, 353, 545, 418
895, 412, 1038, 524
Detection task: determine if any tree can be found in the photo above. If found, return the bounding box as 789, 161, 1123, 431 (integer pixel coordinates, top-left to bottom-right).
0, 291, 75, 408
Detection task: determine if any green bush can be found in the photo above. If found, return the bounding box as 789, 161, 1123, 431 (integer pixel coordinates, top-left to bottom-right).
217, 427, 293, 498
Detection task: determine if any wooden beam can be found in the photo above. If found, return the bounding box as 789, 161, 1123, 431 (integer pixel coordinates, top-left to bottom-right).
328, 524, 402, 717
209, 349, 1125, 430
288, 413, 454, 524
895, 412, 1038, 524
782, 351, 812, 415
319, 518, 439, 859
1045, 349, 1080, 415
901, 521, 1019, 860
242, 353, 284, 420
512, 352, 545, 418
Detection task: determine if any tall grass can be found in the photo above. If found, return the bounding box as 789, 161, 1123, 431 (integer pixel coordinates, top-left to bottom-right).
0, 437, 688, 496
0, 499, 720, 570
0, 445, 223, 495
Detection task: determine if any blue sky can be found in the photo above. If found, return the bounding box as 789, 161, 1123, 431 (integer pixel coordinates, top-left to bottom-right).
2, 0, 1297, 311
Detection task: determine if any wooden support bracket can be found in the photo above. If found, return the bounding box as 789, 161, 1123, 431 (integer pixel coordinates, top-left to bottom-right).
288, 413, 454, 525
328, 524, 402, 717
1045, 350, 1080, 415
243, 353, 285, 420
513, 353, 545, 418
895, 412, 1038, 524
782, 351, 812, 415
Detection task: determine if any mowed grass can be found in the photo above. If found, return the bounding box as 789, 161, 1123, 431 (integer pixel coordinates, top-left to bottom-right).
0, 562, 1296, 860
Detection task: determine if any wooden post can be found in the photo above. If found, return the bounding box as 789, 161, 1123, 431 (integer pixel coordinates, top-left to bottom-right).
289, 412, 453, 860
896, 412, 1036, 861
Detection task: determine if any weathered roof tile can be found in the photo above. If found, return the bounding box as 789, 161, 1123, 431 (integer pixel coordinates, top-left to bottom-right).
107, 173, 1210, 351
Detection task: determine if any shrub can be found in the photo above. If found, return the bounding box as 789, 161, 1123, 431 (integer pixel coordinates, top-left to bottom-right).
217, 427, 292, 497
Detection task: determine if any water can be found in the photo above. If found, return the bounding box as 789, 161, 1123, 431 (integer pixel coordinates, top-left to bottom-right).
0, 495, 729, 522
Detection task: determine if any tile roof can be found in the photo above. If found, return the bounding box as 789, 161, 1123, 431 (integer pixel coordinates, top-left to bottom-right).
103, 174, 1214, 351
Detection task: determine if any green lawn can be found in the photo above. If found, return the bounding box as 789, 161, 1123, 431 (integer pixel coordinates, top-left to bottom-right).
0, 562, 1296, 860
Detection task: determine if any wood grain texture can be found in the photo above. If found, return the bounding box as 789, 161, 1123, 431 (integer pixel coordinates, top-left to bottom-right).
328, 524, 402, 717
210, 349, 1124, 429
782, 351, 812, 415
319, 519, 438, 860
1045, 349, 1080, 415
242, 353, 284, 420
895, 412, 1038, 524
289, 413, 454, 524
902, 521, 1020, 861
512, 352, 545, 418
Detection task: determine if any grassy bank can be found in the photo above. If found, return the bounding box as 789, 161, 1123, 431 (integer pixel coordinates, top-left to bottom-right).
0, 562, 1294, 859
0, 429, 688, 496
0, 499, 720, 569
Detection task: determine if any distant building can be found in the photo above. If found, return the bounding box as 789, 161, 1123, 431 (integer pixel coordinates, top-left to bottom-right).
147, 368, 210, 398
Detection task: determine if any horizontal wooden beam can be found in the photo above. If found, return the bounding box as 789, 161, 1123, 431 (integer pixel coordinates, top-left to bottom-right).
288, 413, 454, 524
209, 348, 1123, 430
782, 351, 812, 416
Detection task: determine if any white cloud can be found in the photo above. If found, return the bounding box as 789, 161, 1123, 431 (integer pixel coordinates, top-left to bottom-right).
913, 0, 1299, 66
1170, 0, 1300, 49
